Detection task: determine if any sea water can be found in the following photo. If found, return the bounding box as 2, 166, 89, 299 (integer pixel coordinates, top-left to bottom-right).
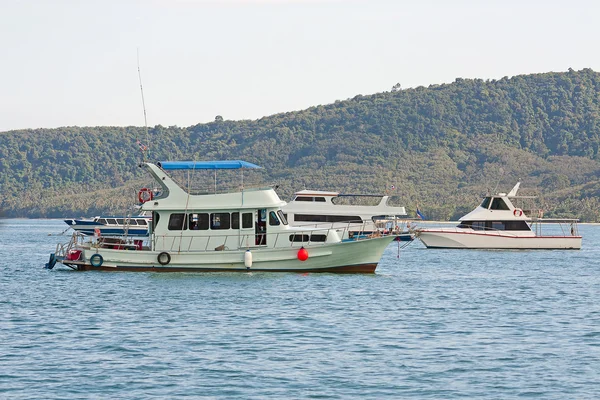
1, 219, 599, 399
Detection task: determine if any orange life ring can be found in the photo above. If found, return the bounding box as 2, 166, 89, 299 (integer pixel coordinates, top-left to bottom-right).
138, 188, 153, 204
513, 208, 523, 217
94, 227, 101, 237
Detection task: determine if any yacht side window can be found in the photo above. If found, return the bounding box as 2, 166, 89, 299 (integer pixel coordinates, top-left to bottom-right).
242, 213, 253, 229
231, 212, 240, 229
315, 197, 326, 202
211, 213, 231, 230
168, 213, 187, 230
471, 221, 486, 231
295, 196, 313, 202
490, 198, 509, 210
188, 213, 209, 230
277, 210, 288, 225
269, 211, 280, 226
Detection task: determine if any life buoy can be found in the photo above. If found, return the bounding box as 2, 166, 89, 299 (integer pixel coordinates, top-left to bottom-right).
157, 252, 171, 265
94, 227, 101, 237
513, 208, 523, 217
138, 188, 154, 204
90, 253, 103, 267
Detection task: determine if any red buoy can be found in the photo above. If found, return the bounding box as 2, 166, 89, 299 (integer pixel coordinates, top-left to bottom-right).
297, 247, 309, 261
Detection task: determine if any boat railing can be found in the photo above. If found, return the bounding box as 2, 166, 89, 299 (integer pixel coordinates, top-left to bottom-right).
148, 224, 386, 253
416, 219, 580, 237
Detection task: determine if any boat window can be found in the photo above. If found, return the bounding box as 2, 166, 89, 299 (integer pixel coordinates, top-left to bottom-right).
457, 221, 472, 228
138, 219, 147, 226
315, 197, 326, 202
98, 219, 107, 224
168, 213, 187, 230
491, 221, 505, 231
295, 196, 313, 202
231, 212, 240, 229
277, 210, 288, 225
295, 214, 362, 223
189, 213, 209, 230
152, 212, 160, 230
310, 234, 327, 242
480, 197, 491, 209
242, 213, 253, 229
471, 221, 486, 231
289, 234, 310, 242
116, 218, 125, 225
107, 219, 118, 225
127, 219, 137, 225
504, 221, 531, 231
269, 211, 280, 226
211, 213, 230, 230
490, 197, 509, 210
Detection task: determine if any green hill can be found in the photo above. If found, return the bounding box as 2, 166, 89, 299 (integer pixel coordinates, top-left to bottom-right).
1, 68, 600, 221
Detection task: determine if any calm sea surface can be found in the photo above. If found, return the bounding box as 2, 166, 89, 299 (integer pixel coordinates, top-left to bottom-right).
1, 219, 599, 399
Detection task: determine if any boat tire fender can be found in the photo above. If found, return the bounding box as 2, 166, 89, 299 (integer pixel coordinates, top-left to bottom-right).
157, 252, 171, 265
513, 208, 523, 217
90, 253, 104, 267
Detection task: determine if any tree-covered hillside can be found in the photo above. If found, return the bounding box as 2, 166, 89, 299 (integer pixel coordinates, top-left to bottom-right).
1, 68, 600, 220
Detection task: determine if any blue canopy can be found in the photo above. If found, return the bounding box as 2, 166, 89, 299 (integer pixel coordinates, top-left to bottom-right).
158, 160, 262, 170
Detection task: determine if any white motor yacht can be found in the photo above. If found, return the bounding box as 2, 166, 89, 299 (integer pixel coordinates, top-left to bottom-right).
281, 190, 411, 240
416, 183, 581, 249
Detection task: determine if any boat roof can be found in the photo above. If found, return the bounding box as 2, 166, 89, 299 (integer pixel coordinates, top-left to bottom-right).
157, 160, 262, 170
293, 190, 385, 198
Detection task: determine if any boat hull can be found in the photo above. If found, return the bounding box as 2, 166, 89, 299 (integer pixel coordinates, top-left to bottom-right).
418, 230, 582, 249
61, 236, 395, 273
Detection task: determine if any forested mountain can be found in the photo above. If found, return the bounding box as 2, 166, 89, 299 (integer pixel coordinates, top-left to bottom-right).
1, 68, 600, 221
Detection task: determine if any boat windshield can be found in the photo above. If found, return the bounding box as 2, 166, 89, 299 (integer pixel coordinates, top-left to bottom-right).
480, 197, 491, 209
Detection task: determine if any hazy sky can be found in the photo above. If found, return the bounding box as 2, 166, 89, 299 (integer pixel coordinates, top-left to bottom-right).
1, 0, 598, 132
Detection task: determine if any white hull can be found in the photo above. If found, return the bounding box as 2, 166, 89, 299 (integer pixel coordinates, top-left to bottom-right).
418, 230, 582, 249
62, 235, 395, 273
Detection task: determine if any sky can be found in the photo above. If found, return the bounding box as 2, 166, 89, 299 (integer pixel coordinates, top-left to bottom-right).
1, 0, 599, 132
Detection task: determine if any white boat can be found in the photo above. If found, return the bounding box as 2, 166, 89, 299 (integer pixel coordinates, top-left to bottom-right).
416, 183, 582, 249
281, 190, 412, 240
47, 160, 394, 273
63, 210, 151, 237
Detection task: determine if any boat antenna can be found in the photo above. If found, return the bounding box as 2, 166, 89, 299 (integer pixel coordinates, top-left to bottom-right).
136, 48, 150, 162
492, 168, 504, 194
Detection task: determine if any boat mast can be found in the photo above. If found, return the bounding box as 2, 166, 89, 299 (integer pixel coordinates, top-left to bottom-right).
137, 48, 150, 162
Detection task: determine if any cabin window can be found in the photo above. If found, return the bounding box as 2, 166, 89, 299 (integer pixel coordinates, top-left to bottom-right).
504, 221, 530, 231
152, 212, 160, 230
107, 218, 117, 225
116, 218, 125, 225
269, 211, 280, 226
310, 234, 327, 242
480, 197, 491, 209
471, 221, 486, 231
277, 210, 288, 225
295, 196, 313, 202
231, 212, 240, 229
491, 221, 505, 231
295, 214, 362, 223
457, 221, 472, 228
98, 219, 107, 224
211, 213, 230, 230
289, 234, 310, 242
315, 197, 326, 202
138, 219, 147, 226
168, 213, 187, 230
490, 198, 509, 210
188, 213, 208, 230
242, 213, 253, 228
